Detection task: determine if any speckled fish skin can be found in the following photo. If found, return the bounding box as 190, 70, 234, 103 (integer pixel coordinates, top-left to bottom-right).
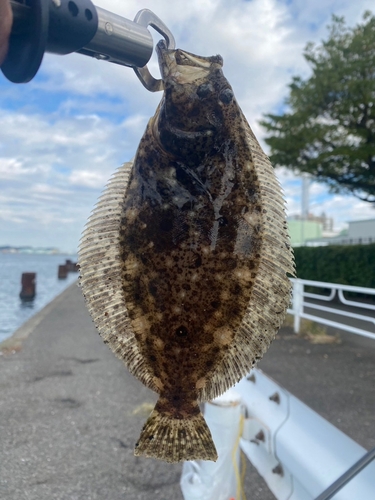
78, 40, 294, 464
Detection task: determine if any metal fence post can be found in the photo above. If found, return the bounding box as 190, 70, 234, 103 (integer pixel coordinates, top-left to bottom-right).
292, 279, 303, 334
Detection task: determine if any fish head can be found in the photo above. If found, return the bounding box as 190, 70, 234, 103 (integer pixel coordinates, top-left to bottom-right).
155, 40, 235, 161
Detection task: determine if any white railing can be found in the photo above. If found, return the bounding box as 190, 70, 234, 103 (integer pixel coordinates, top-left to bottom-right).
288, 278, 375, 340
238, 369, 375, 500
181, 370, 375, 500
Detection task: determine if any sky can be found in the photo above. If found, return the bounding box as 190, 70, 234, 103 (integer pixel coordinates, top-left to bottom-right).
1, 0, 375, 253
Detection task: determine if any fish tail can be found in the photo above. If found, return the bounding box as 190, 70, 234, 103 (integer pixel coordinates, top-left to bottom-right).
134, 401, 217, 463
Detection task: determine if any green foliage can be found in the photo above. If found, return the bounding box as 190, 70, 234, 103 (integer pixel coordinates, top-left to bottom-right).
293, 243, 375, 288
260, 12, 375, 202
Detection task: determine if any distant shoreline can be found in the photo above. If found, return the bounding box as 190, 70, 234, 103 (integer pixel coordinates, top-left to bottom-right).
0, 248, 75, 255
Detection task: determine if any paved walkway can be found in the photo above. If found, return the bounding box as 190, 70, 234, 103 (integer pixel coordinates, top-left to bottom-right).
1, 283, 374, 500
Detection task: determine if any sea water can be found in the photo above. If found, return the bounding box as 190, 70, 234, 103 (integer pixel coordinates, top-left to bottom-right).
0, 253, 78, 343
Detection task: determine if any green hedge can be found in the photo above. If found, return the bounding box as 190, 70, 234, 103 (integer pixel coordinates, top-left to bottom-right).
293, 244, 375, 288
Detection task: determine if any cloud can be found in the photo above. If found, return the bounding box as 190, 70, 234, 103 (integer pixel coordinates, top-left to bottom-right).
68, 170, 108, 189
319, 195, 375, 230
1, 0, 374, 251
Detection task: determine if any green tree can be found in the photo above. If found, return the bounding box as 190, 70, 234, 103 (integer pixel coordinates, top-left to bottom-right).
260, 12, 375, 203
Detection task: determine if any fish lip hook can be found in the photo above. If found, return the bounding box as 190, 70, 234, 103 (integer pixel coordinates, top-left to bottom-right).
133, 9, 176, 93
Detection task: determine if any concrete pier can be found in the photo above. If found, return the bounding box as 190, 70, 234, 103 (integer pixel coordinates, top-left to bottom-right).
0, 283, 374, 500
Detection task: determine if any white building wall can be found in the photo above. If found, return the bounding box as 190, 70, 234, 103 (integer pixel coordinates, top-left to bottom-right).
301, 218, 375, 246
348, 219, 375, 241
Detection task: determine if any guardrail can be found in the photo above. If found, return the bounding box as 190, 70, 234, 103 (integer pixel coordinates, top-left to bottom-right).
238, 369, 375, 500
181, 370, 375, 500
288, 278, 375, 340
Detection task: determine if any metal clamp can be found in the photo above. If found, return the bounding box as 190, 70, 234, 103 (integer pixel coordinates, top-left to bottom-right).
133, 9, 175, 92
3, 1, 175, 88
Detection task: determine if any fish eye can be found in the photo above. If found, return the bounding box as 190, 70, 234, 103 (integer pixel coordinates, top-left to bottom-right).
197, 83, 213, 99
219, 88, 234, 104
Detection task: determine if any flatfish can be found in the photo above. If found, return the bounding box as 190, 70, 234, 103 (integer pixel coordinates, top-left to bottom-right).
78, 40, 294, 463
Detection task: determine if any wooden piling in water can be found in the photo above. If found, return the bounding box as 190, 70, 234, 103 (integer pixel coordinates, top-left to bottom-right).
58, 265, 68, 279
20, 272, 36, 301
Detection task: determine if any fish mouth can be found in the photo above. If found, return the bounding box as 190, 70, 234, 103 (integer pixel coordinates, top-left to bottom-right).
156, 40, 223, 84
154, 41, 224, 157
